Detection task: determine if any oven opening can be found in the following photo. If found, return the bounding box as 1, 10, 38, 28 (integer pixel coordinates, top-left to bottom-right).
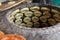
8, 6, 60, 28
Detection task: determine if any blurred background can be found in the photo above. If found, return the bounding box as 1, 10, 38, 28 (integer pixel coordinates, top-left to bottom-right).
52, 0, 60, 6
0, 0, 60, 6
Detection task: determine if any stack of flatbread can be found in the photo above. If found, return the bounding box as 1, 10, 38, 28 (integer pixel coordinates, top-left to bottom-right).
0, 31, 26, 40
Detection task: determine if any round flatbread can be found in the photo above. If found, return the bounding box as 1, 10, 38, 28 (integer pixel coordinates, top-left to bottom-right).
0, 34, 26, 40
0, 31, 5, 39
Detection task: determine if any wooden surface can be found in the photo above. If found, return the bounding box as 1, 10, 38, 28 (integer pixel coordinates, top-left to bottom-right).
0, 0, 25, 12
